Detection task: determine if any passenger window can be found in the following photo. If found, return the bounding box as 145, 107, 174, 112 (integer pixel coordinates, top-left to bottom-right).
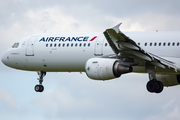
105, 43, 108, 46
84, 43, 86, 47
67, 43, 69, 47
88, 43, 90, 47
154, 43, 157, 46
71, 43, 73, 47
58, 44, 61, 47
79, 43, 82, 47
50, 44, 52, 47
46, 44, 48, 47
63, 43, 65, 47
150, 43, 152, 46
163, 42, 166, 46
168, 42, 170, 46
137, 43, 140, 46
177, 42, 179, 46
159, 43, 161, 46
172, 42, 175, 46
54, 44, 57, 47
75, 43, 77, 47
145, 43, 147, 46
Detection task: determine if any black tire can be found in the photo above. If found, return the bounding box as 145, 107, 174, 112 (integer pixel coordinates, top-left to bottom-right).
39, 85, 44, 92
34, 85, 41, 92
155, 81, 164, 93
34, 85, 44, 92
146, 80, 159, 93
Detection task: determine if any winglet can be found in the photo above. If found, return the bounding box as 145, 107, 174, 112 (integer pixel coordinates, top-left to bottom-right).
112, 23, 122, 33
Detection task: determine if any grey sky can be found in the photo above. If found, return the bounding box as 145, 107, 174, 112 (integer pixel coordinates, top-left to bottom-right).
1, 0, 180, 120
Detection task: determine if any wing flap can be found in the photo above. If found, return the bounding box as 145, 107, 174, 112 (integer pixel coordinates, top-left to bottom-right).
103, 23, 177, 72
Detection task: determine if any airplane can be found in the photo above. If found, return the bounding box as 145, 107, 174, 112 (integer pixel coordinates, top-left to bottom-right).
2, 23, 180, 93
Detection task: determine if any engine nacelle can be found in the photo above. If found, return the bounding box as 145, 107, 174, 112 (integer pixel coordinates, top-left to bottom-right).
150, 74, 180, 87
85, 58, 133, 80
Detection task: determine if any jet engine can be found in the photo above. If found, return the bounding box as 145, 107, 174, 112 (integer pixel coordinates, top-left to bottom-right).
85, 58, 133, 80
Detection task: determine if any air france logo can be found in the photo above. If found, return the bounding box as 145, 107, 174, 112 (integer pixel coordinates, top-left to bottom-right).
39, 36, 97, 42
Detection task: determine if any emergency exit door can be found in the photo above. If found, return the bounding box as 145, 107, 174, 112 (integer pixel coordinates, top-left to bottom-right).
94, 36, 105, 56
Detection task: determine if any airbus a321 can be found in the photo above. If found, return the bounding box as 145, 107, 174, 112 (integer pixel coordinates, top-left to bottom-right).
2, 23, 180, 93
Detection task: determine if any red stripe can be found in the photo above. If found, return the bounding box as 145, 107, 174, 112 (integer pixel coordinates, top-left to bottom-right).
90, 36, 97, 41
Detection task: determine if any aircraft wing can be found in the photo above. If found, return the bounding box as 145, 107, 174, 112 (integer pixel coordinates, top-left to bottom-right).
103, 23, 177, 72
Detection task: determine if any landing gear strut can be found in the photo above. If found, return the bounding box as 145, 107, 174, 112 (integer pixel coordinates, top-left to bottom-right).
34, 71, 46, 92
145, 63, 164, 93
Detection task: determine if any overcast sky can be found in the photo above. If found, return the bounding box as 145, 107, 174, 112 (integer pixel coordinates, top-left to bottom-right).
1, 0, 180, 120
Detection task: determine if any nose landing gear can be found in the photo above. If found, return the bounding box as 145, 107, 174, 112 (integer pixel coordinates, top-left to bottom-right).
34, 71, 46, 92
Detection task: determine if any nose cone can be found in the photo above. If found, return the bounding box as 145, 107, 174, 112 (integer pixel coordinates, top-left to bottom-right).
1, 53, 7, 65
1, 52, 9, 66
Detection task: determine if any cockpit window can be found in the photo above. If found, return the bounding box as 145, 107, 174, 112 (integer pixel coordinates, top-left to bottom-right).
12, 42, 19, 48
12, 43, 16, 48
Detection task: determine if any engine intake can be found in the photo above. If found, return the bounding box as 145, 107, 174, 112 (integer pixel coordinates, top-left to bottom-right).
85, 58, 133, 80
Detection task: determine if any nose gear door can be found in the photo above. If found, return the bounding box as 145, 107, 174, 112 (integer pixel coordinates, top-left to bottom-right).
26, 36, 38, 56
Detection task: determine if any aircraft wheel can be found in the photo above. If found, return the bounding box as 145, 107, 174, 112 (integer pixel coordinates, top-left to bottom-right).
155, 81, 164, 93
34, 85, 44, 92
146, 80, 159, 93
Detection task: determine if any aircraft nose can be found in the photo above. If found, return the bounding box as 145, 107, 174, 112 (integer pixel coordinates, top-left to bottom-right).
1, 53, 6, 64
1, 52, 9, 65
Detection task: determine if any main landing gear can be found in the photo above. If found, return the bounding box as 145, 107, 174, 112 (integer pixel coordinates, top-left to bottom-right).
145, 63, 164, 93
146, 79, 164, 93
34, 71, 46, 92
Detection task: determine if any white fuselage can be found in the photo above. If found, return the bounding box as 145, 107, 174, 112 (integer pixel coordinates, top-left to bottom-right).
2, 31, 180, 74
